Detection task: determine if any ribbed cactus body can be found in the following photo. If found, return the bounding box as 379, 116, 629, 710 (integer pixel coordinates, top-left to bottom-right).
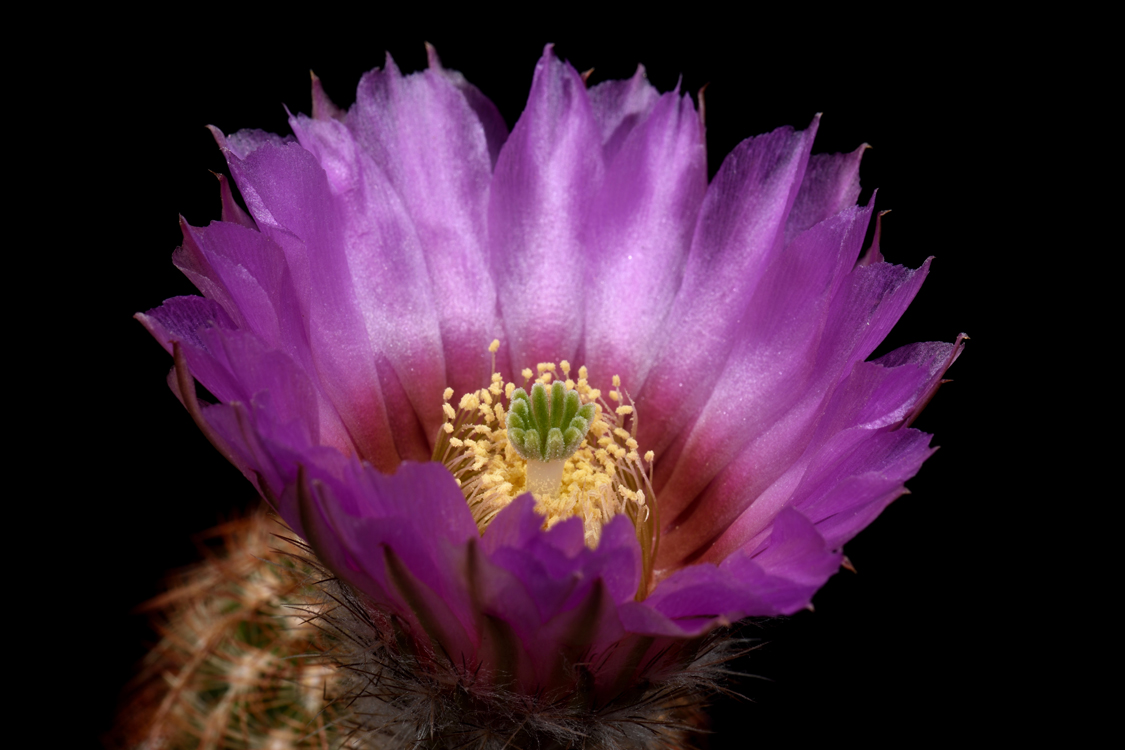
114, 508, 351, 749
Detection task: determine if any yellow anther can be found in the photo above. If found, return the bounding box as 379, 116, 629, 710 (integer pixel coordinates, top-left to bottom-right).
438, 350, 654, 550
644, 450, 654, 463
489, 339, 500, 353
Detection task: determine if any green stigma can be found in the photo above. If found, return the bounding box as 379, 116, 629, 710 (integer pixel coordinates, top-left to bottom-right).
507, 381, 597, 462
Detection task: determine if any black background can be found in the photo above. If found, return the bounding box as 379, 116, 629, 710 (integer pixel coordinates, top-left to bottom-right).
49, 11, 1050, 747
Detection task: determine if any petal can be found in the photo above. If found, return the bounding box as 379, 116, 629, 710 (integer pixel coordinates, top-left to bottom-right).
643, 507, 840, 625
346, 54, 502, 396
586, 64, 662, 164
301, 469, 478, 662
221, 139, 403, 469
489, 46, 604, 370
167, 219, 357, 456
874, 335, 967, 426
783, 144, 866, 247
218, 127, 296, 160
483, 497, 641, 621
137, 296, 243, 403
425, 43, 509, 168
216, 172, 257, 228
581, 88, 707, 392
655, 204, 872, 549
656, 242, 936, 569
693, 343, 954, 565
636, 118, 820, 454
288, 113, 447, 454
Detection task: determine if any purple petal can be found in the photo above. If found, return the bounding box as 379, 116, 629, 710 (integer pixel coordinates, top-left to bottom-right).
302, 470, 478, 661
346, 54, 503, 396
170, 219, 357, 455
483, 498, 641, 622
654, 204, 872, 556
489, 46, 604, 370
693, 346, 952, 565
636, 118, 820, 454
426, 43, 509, 168
586, 64, 662, 164
655, 246, 935, 569
644, 507, 840, 626
216, 172, 257, 228
137, 296, 243, 403
783, 144, 866, 247
310, 71, 346, 123
223, 139, 417, 469
217, 127, 296, 160
580, 89, 707, 392
874, 335, 967, 426
287, 113, 448, 449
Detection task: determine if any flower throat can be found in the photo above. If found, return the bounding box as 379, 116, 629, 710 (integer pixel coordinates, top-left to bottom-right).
433, 340, 656, 555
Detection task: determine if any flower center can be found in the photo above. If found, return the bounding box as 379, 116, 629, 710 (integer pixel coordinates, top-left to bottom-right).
433, 340, 656, 551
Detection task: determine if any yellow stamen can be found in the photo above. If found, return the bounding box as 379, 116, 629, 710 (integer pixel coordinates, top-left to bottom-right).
432, 351, 655, 551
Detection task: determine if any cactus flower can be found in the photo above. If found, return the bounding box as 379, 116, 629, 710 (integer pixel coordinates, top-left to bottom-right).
137, 44, 962, 747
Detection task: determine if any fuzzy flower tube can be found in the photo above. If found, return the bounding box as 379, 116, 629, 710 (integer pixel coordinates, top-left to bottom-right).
137, 44, 963, 748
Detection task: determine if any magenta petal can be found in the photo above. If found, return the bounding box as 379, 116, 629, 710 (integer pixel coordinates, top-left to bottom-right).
287, 113, 448, 452
215, 127, 296, 160
586, 64, 662, 164
489, 46, 604, 370
137, 296, 245, 404
483, 498, 641, 622
169, 220, 356, 456
645, 507, 839, 624
783, 144, 866, 247
874, 336, 967, 426
698, 346, 953, 565
655, 225, 936, 569
175, 220, 297, 356
346, 55, 503, 396
581, 89, 707, 392
654, 204, 872, 553
223, 140, 408, 468
216, 173, 257, 228
636, 118, 820, 455
300, 470, 478, 662
425, 44, 509, 168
